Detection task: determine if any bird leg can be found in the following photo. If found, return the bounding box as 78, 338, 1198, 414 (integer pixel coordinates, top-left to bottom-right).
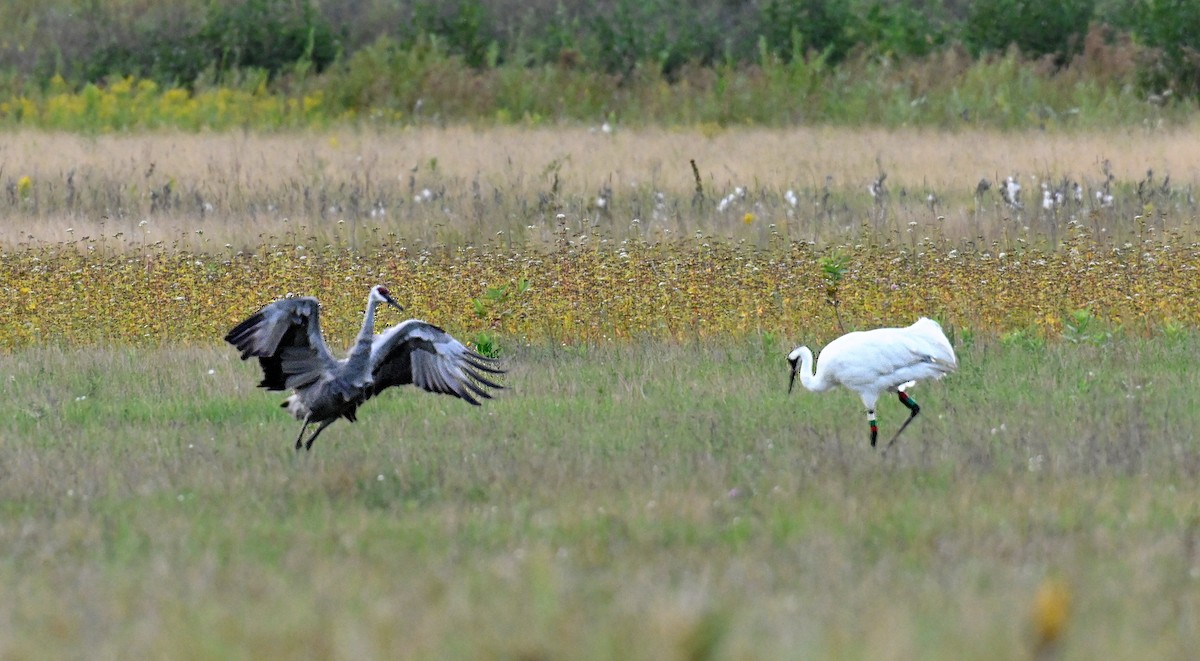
293, 417, 313, 451
303, 419, 337, 451
867, 410, 878, 447
883, 392, 921, 451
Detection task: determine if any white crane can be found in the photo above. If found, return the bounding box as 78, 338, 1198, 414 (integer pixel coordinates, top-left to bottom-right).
225, 285, 504, 451
787, 317, 957, 450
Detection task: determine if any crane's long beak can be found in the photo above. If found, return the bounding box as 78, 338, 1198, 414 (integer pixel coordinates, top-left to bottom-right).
787, 359, 798, 394
382, 293, 404, 312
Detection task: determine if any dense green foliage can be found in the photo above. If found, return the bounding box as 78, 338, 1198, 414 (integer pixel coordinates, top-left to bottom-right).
963, 0, 1097, 66
74, 0, 340, 86
1, 43, 1189, 131
2, 0, 1199, 106
1114, 0, 1200, 97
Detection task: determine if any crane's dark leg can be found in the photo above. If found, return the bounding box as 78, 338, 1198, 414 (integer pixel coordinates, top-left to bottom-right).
303, 419, 337, 451
293, 417, 312, 451
867, 410, 878, 447
883, 392, 921, 451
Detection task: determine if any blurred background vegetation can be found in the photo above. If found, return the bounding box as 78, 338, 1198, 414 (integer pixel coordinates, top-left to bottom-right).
0, 0, 1198, 130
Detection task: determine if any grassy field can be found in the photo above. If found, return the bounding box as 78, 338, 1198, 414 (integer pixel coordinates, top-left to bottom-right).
1, 337, 1198, 659
3, 123, 1199, 658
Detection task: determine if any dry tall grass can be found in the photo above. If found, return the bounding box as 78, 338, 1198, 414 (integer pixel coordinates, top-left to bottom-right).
4, 125, 1200, 248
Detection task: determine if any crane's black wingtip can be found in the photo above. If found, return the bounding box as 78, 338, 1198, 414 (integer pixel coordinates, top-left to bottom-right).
465, 353, 506, 375
225, 312, 263, 341
466, 370, 505, 391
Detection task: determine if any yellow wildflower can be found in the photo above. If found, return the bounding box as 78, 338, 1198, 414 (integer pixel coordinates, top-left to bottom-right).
1032, 578, 1071, 652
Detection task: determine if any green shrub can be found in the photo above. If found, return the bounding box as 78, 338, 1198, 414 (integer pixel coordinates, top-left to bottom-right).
1113, 0, 1200, 97
849, 1, 949, 58
964, 0, 1096, 65
79, 0, 339, 86
588, 0, 730, 79
4, 0, 1200, 117
198, 0, 340, 81
759, 0, 857, 63
412, 0, 496, 69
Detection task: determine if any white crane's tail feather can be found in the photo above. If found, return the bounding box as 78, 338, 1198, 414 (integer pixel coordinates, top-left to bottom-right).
911, 317, 958, 371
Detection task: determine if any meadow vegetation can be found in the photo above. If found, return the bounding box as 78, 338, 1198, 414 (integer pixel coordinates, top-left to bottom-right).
1, 339, 1198, 658
2, 126, 1200, 248
0, 1, 1197, 131
0, 46, 1188, 132
1, 123, 1198, 656
3, 127, 1200, 352
3, 213, 1199, 352
3, 3, 1200, 656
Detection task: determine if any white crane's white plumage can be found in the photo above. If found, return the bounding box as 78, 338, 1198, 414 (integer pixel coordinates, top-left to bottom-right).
787, 317, 957, 449
225, 285, 504, 451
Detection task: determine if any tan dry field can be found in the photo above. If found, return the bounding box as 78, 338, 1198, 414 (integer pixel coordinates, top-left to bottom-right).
7, 124, 1200, 189
3, 124, 1200, 247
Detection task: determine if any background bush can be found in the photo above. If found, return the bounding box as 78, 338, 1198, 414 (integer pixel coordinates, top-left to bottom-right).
0, 0, 1197, 121
962, 0, 1096, 66
1111, 0, 1200, 97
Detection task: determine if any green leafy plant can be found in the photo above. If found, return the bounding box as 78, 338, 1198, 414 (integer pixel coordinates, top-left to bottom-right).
1160, 318, 1187, 341
1062, 307, 1112, 346
1001, 326, 1046, 351
468, 278, 530, 358
471, 330, 502, 358
472, 278, 530, 321
818, 251, 849, 333
471, 286, 505, 318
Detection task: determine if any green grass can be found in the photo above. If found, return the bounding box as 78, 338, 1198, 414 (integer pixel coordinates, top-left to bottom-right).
1, 336, 1198, 658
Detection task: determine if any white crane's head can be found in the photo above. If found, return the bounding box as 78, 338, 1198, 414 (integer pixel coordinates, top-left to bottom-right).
786, 346, 807, 394
369, 285, 404, 312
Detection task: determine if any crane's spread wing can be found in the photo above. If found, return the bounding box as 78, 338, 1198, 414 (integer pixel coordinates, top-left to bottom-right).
367, 320, 504, 405
224, 297, 340, 391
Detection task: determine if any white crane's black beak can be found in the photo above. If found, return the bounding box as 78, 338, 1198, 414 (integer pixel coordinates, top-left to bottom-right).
787, 357, 799, 394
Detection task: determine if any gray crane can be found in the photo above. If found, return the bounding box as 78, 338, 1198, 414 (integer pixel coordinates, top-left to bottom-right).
224, 285, 504, 451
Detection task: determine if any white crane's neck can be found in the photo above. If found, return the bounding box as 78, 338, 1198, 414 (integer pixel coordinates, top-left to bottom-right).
792, 346, 831, 392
